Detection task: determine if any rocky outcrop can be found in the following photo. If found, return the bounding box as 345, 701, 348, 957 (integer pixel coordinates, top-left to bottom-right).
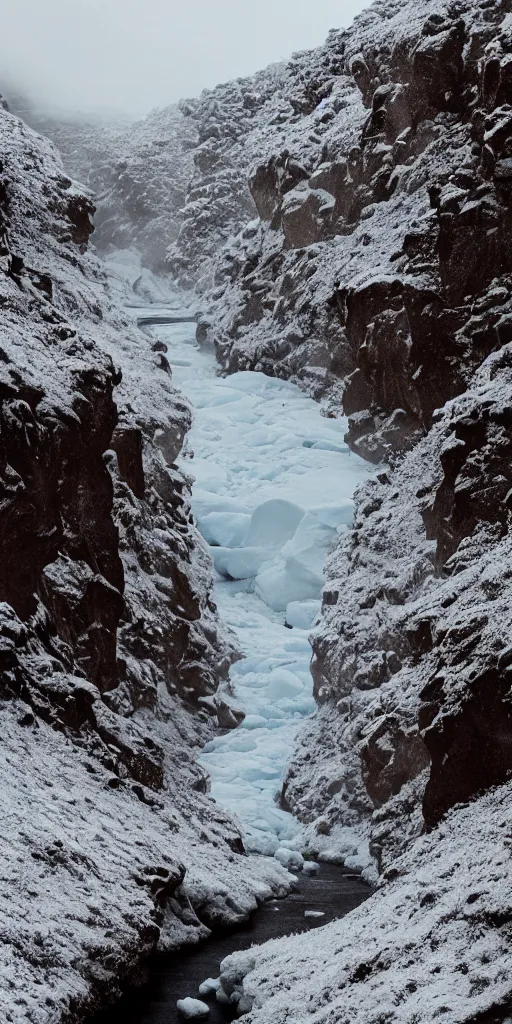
0, 102, 290, 1023
276, 0, 512, 863
218, 777, 512, 1024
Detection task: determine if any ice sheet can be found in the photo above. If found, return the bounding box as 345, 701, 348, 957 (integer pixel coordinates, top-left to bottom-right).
156, 321, 369, 858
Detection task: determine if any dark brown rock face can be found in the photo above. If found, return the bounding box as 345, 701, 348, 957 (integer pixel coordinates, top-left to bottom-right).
0, 142, 125, 742
417, 376, 512, 827
0, 365, 123, 688
0, 104, 235, 782
111, 425, 145, 498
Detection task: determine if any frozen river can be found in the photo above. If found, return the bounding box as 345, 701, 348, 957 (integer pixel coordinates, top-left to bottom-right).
138, 308, 369, 865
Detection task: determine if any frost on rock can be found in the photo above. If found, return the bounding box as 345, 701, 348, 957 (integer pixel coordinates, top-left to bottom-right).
0, 104, 292, 1023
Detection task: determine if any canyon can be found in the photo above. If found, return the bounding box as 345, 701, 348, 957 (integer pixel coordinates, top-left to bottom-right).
2, 0, 512, 1019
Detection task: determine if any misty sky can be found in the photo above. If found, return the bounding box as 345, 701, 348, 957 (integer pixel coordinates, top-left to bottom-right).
1, 0, 370, 117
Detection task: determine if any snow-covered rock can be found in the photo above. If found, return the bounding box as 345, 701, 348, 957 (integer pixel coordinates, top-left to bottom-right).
301, 861, 320, 876
285, 600, 321, 630
198, 978, 221, 997
274, 847, 304, 872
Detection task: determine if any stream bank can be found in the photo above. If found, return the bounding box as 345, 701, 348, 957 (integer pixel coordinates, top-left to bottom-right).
87, 865, 370, 1024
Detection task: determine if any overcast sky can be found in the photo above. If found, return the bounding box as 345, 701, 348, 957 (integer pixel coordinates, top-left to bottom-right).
0, 0, 370, 117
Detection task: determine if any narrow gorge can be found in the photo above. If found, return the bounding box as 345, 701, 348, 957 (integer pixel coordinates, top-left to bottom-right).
2, 0, 512, 1020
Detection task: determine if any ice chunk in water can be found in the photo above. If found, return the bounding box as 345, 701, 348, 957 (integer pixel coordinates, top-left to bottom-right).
255, 559, 321, 612
210, 547, 232, 577
190, 459, 228, 492
267, 668, 304, 701
282, 513, 336, 581
310, 501, 354, 528
225, 547, 272, 580
310, 439, 349, 453
200, 512, 250, 548
177, 998, 210, 1018
274, 847, 305, 871
286, 600, 321, 630
193, 490, 251, 519
246, 498, 305, 550
302, 860, 320, 875
254, 514, 337, 611
198, 979, 220, 997
241, 714, 270, 730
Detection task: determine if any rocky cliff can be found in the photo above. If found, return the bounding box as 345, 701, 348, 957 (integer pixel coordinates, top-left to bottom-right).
0, 102, 290, 1024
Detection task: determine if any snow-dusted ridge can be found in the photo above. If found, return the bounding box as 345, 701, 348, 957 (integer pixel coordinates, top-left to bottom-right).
218, 779, 512, 1024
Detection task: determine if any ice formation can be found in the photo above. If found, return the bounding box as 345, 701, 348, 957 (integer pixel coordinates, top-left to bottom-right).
176, 997, 210, 1019
198, 978, 221, 997
135, 314, 368, 859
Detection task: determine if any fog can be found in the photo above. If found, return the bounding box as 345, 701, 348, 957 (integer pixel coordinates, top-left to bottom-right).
0, 0, 370, 117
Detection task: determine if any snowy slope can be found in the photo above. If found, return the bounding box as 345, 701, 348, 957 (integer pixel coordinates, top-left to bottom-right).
219, 779, 512, 1023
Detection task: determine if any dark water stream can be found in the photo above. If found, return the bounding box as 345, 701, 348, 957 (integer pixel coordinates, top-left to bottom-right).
88, 864, 370, 1024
